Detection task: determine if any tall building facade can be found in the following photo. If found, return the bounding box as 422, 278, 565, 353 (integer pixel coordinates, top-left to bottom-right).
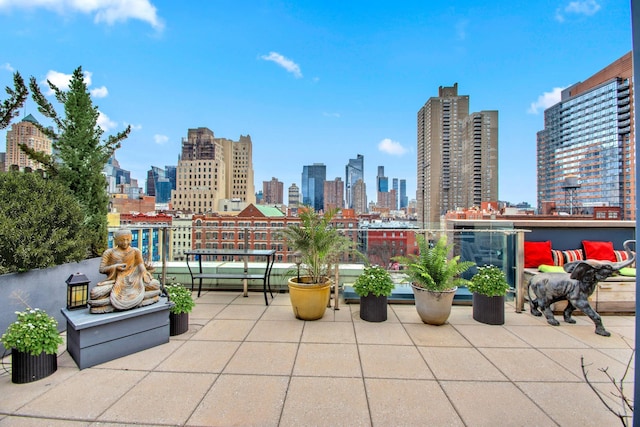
323, 177, 344, 212
392, 178, 399, 210
399, 179, 408, 209
537, 52, 635, 220
288, 183, 300, 207
171, 127, 256, 214
263, 177, 284, 204
345, 154, 364, 209
417, 83, 498, 227
301, 163, 326, 211
353, 179, 368, 214
4, 114, 51, 171
147, 165, 176, 204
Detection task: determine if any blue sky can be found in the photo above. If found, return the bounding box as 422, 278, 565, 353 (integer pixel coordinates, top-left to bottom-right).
0, 0, 632, 207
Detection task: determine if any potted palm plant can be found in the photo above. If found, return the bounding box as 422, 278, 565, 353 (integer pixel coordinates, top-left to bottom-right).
468, 265, 510, 325
281, 207, 361, 320
1, 307, 63, 383
164, 283, 195, 336
394, 234, 475, 325
353, 265, 395, 322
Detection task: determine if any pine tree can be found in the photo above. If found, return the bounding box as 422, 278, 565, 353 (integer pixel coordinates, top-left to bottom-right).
24, 66, 131, 256
0, 71, 28, 130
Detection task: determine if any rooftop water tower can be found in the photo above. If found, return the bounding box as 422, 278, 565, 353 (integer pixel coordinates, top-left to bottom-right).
562, 175, 581, 215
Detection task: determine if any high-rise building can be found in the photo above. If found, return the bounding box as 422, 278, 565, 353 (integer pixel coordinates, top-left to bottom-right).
4, 114, 51, 171
263, 177, 284, 204
417, 83, 498, 227
288, 183, 300, 207
302, 163, 326, 211
376, 166, 388, 192
147, 165, 176, 204
353, 179, 367, 214
171, 127, 256, 214
345, 154, 364, 209
392, 178, 399, 210
537, 52, 634, 220
399, 179, 408, 209
323, 177, 344, 212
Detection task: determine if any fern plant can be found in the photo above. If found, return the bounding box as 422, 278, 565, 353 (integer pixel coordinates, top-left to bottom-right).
395, 234, 475, 292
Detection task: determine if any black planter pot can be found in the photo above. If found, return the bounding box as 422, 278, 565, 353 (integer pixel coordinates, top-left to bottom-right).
11, 349, 57, 384
472, 293, 505, 325
359, 294, 388, 322
170, 312, 189, 336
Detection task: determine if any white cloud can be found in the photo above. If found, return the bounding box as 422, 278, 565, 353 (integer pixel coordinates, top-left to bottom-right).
528, 87, 565, 114
0, 0, 163, 30
378, 138, 407, 156
555, 0, 601, 22
97, 110, 117, 131
154, 134, 169, 145
128, 123, 142, 131
260, 52, 303, 78
1, 63, 14, 72
455, 19, 468, 41
90, 86, 108, 98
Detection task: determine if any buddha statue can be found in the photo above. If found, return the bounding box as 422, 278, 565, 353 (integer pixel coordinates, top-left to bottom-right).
88, 229, 161, 314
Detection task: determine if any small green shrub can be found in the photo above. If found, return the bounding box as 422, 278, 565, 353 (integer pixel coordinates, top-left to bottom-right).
468, 265, 510, 297
1, 308, 64, 355
165, 284, 195, 314
0, 171, 87, 274
353, 265, 395, 297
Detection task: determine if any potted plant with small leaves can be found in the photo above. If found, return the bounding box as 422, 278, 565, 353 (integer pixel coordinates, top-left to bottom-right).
468, 265, 510, 325
353, 265, 395, 322
164, 284, 195, 336
1, 307, 63, 383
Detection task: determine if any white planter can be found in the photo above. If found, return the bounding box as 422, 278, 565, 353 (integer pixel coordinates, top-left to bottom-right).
411, 284, 457, 325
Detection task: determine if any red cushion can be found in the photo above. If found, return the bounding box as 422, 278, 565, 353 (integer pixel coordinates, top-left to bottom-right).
524, 241, 554, 268
582, 240, 616, 262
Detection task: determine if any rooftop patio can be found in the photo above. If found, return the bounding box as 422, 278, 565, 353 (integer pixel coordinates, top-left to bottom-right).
0, 290, 634, 426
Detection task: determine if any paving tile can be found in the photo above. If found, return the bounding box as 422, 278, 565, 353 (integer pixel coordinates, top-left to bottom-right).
293, 343, 361, 377
0, 416, 89, 426
441, 381, 554, 426
505, 325, 590, 348
359, 344, 433, 379
17, 368, 145, 420
404, 322, 472, 347
196, 291, 241, 304
365, 378, 463, 426
215, 304, 267, 320
96, 340, 183, 371
190, 302, 226, 319
0, 366, 79, 413
446, 305, 477, 324
224, 342, 297, 375
192, 319, 256, 341
478, 347, 581, 382
261, 304, 298, 321
518, 381, 624, 426
187, 374, 289, 427
98, 371, 215, 425
300, 320, 356, 344
232, 292, 271, 305
353, 321, 413, 345
454, 324, 531, 348
419, 347, 507, 381
389, 304, 424, 323
155, 340, 240, 373
599, 348, 635, 365
245, 319, 304, 342
541, 348, 634, 383
280, 377, 370, 427
555, 324, 635, 348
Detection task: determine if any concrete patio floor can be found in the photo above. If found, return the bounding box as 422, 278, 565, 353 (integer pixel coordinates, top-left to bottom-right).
0, 291, 635, 426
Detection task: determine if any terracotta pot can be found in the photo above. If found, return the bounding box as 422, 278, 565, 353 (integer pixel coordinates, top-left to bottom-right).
359, 294, 388, 322
170, 312, 189, 336
411, 285, 457, 325
288, 277, 331, 320
11, 349, 57, 384
472, 293, 505, 325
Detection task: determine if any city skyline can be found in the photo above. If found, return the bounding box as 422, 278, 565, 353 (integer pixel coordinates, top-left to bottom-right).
0, 1, 631, 206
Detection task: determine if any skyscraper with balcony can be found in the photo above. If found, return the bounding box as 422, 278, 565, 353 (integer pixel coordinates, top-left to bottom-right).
302, 163, 326, 211
417, 83, 498, 227
4, 114, 51, 171
345, 154, 364, 209
537, 52, 634, 220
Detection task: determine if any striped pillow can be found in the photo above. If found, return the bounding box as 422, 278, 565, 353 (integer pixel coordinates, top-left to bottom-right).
563, 249, 584, 263
551, 249, 565, 266
615, 250, 636, 267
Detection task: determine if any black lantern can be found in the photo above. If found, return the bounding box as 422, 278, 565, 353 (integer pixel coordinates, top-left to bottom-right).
293, 251, 302, 282
66, 272, 90, 310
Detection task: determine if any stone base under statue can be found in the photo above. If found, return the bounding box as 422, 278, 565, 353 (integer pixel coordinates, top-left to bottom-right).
61, 297, 170, 370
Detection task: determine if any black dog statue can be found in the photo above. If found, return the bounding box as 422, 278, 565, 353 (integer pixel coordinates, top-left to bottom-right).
528, 240, 635, 336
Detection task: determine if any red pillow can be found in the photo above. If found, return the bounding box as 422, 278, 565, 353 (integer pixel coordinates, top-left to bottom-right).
582, 240, 616, 262
524, 241, 554, 268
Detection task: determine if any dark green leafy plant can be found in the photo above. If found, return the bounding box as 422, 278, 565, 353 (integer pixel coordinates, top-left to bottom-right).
468, 265, 510, 297
353, 265, 395, 297
0, 171, 87, 274
394, 234, 475, 292
1, 308, 63, 355
165, 284, 195, 314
